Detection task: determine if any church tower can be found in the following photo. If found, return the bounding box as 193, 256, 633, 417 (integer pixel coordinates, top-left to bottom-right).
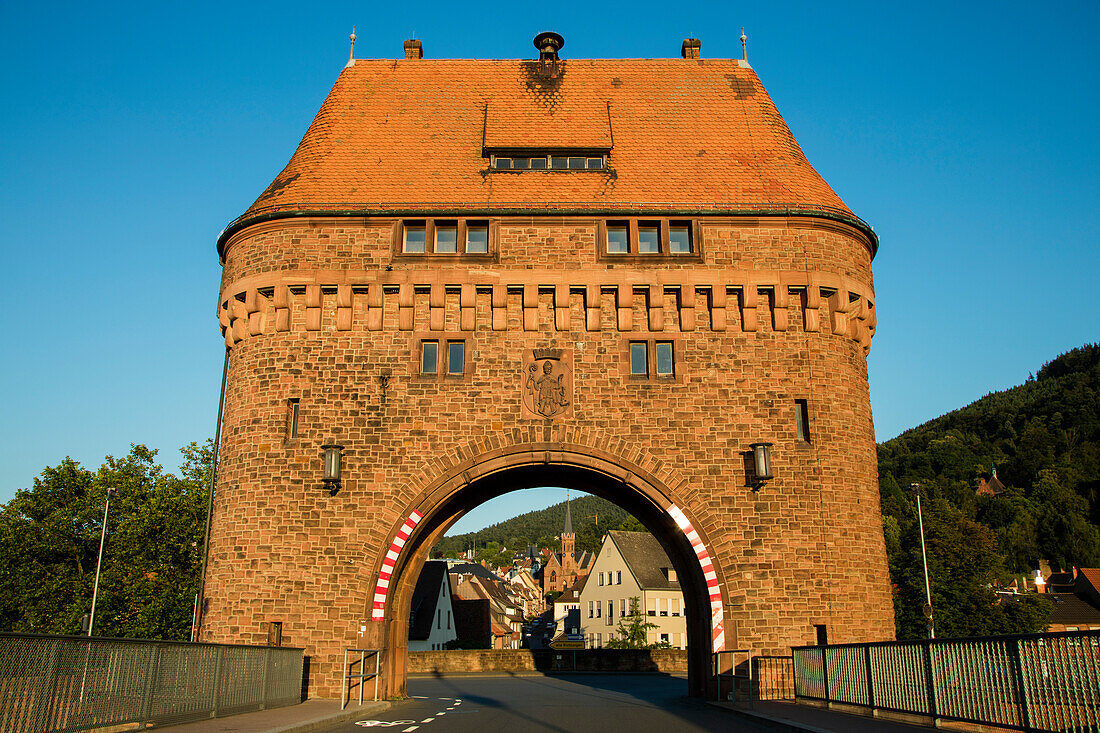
561, 500, 575, 561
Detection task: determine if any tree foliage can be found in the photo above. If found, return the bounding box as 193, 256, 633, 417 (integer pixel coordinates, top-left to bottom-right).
605, 596, 664, 649
880, 344, 1098, 638
0, 442, 212, 640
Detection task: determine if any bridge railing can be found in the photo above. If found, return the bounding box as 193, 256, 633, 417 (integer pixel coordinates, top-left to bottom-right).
0, 632, 304, 733
792, 629, 1100, 731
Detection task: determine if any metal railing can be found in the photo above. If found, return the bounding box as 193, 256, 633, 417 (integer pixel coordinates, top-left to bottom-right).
792, 630, 1100, 732
0, 633, 304, 732
341, 648, 381, 709
754, 655, 795, 700
713, 649, 752, 706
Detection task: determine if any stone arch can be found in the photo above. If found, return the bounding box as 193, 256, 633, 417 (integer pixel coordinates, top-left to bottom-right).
369, 442, 729, 698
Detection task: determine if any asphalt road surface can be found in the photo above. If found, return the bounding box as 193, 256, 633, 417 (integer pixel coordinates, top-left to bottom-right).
327, 674, 765, 732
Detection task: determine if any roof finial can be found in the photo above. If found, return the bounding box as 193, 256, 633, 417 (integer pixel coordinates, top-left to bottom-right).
740, 27, 748, 62
346, 26, 357, 68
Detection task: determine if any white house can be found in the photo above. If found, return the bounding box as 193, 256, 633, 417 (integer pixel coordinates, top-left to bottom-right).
408, 560, 457, 651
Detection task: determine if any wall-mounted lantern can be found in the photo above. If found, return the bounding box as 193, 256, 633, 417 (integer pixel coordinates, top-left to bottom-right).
750, 442, 774, 488
322, 443, 344, 495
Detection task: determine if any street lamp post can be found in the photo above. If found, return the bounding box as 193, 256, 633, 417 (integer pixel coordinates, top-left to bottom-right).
908, 482, 935, 639
87, 487, 117, 637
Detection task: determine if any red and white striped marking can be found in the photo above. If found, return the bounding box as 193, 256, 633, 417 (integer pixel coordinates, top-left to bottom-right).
668, 504, 725, 652
371, 510, 423, 619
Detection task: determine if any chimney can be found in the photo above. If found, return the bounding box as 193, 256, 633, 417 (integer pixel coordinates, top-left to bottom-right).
681, 38, 701, 59
403, 39, 423, 60
533, 31, 564, 61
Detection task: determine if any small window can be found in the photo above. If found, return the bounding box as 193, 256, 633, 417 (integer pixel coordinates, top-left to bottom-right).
620, 598, 626, 616
588, 601, 594, 618
493, 157, 513, 169
629, 342, 648, 376
617, 571, 622, 584
669, 223, 692, 253
660, 633, 669, 643
551, 156, 569, 169
795, 399, 811, 443
447, 341, 464, 375
607, 224, 629, 254
466, 223, 488, 253
815, 624, 828, 646
287, 398, 300, 439
435, 223, 458, 253
655, 342, 674, 376
599, 573, 604, 586
638, 224, 660, 254
587, 157, 604, 169
530, 157, 548, 169
596, 603, 602, 618
404, 222, 426, 253
671, 598, 680, 616
421, 341, 438, 374
513, 157, 530, 169
606, 600, 613, 625
568, 157, 586, 169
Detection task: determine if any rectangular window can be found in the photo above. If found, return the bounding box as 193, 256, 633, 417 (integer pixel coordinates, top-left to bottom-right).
599, 573, 604, 586
630, 342, 648, 376
655, 342, 673, 376
587, 157, 604, 169
617, 570, 622, 584
815, 624, 829, 646
493, 157, 512, 169
435, 222, 458, 253
466, 223, 489, 253
795, 399, 811, 443
659, 598, 668, 617
421, 341, 439, 374
437, 610, 441, 629
620, 598, 626, 617
606, 600, 613, 625
551, 156, 569, 169
447, 611, 451, 629
588, 601, 594, 618
530, 156, 547, 169
596, 602, 602, 618
512, 157, 530, 169
660, 633, 670, 644
568, 156, 586, 169
638, 224, 660, 253
671, 598, 680, 616
404, 222, 426, 253
647, 597, 656, 616
669, 223, 692, 253
287, 399, 299, 439
607, 224, 629, 254
447, 341, 464, 375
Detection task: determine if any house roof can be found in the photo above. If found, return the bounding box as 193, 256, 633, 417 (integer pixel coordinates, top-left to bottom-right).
608, 530, 680, 591
1078, 568, 1100, 592
219, 53, 874, 253
1048, 593, 1100, 627
408, 560, 448, 640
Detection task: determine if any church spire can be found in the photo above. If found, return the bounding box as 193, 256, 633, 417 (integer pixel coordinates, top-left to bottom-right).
563, 499, 573, 535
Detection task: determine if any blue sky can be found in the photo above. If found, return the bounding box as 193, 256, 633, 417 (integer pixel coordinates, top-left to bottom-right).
2, 2, 1097, 533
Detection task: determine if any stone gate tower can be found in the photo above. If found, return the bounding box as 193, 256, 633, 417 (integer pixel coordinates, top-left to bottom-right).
202, 33, 894, 697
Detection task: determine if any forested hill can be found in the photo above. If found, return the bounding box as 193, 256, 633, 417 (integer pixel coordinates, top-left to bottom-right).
433, 495, 636, 558
879, 343, 1100, 638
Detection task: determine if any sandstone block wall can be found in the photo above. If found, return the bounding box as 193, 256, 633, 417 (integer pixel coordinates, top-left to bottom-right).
201, 214, 894, 698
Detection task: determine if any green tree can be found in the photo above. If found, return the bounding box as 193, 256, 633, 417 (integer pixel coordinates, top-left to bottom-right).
0, 442, 211, 639
606, 596, 662, 649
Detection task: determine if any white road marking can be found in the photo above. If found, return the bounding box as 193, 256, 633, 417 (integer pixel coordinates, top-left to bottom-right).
403, 727, 418, 732
354, 723, 417, 728
421, 719, 434, 723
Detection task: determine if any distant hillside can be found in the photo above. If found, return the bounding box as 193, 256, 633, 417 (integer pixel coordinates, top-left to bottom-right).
432, 495, 634, 558
879, 343, 1100, 638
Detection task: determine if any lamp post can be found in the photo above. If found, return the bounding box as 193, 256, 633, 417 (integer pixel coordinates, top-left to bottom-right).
908, 482, 935, 639
88, 487, 117, 637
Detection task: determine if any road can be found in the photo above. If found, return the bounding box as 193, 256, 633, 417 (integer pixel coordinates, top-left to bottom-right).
327, 674, 765, 732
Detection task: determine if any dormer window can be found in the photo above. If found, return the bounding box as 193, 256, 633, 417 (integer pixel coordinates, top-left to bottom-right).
490, 153, 605, 170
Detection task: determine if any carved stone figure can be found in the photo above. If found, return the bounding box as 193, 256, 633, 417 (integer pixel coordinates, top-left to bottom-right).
524, 358, 570, 418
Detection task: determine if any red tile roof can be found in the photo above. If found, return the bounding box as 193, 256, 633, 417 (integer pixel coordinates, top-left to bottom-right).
225, 56, 867, 241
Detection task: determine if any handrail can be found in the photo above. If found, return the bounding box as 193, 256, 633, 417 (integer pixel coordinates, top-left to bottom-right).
342, 648, 382, 709
713, 648, 753, 707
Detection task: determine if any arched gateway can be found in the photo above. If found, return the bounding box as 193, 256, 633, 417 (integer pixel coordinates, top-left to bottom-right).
199, 33, 895, 699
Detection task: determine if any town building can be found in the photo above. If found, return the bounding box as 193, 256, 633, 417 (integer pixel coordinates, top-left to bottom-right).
200, 31, 895, 697
407, 560, 456, 651
579, 531, 686, 649
541, 502, 593, 595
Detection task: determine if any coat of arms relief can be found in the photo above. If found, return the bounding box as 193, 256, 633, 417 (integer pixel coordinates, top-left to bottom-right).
521, 348, 573, 419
